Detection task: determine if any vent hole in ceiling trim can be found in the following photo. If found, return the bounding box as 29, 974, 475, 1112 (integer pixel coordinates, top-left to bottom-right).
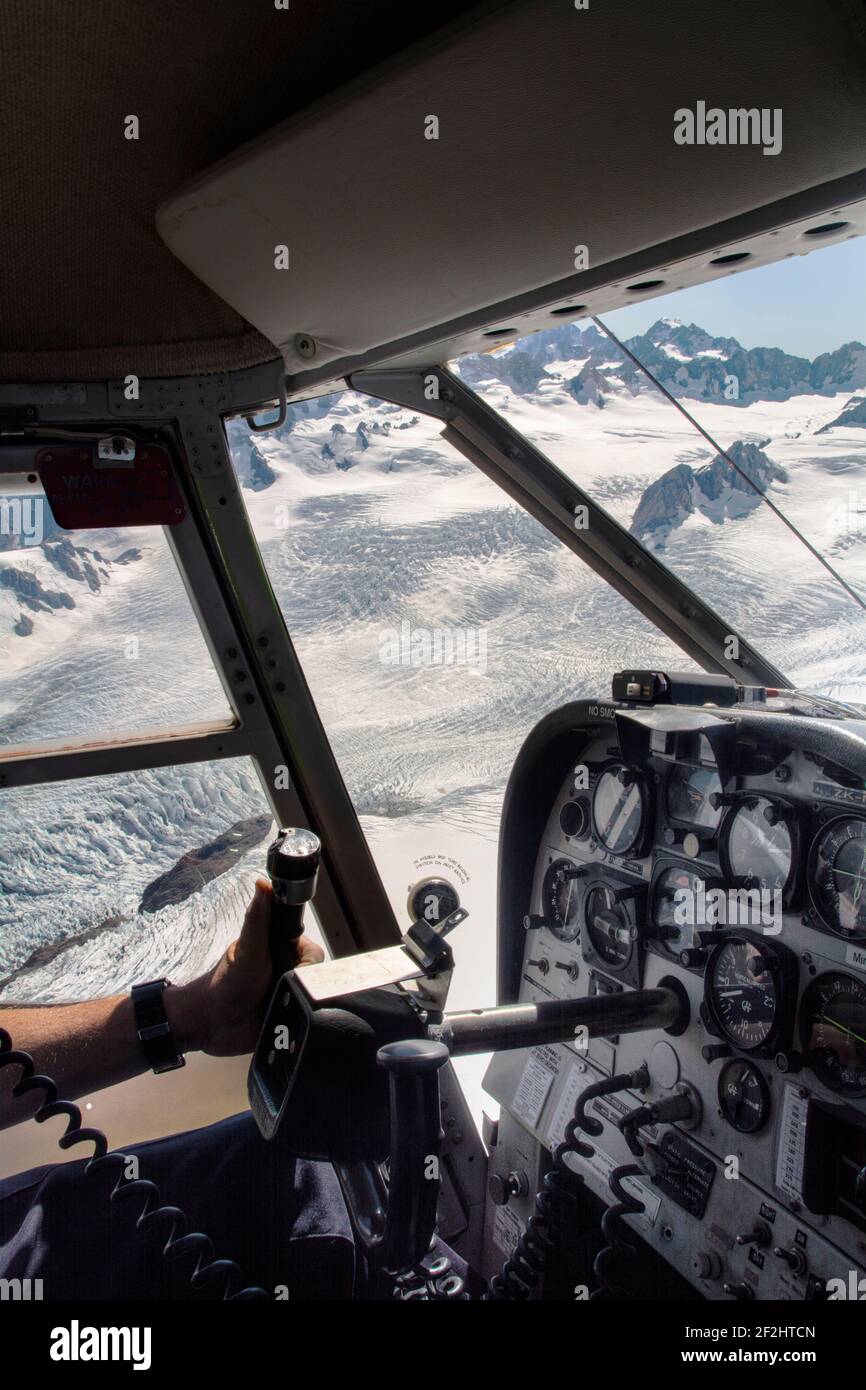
803, 220, 850, 237
709, 251, 752, 265
550, 304, 588, 316
625, 279, 666, 293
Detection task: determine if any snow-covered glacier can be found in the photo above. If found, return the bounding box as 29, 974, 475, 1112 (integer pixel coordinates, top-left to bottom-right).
1, 314, 865, 1011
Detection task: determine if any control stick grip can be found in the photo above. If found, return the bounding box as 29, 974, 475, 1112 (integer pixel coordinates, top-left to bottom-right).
377, 1039, 450, 1274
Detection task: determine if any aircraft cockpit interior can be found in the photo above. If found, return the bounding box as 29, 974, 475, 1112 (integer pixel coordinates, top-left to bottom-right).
2, 0, 866, 1355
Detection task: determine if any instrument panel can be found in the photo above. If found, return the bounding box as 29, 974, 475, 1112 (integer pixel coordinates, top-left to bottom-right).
483, 694, 866, 1299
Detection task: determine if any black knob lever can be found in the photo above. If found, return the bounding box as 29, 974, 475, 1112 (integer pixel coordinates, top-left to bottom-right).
336, 1039, 450, 1278
378, 1040, 450, 1273
266, 826, 321, 983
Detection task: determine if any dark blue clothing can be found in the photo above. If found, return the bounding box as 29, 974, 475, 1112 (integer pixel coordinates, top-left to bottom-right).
0, 1111, 355, 1300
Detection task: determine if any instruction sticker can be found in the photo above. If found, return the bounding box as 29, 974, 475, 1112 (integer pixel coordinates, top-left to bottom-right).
512, 1050, 557, 1130
547, 1064, 591, 1149
492, 1203, 522, 1256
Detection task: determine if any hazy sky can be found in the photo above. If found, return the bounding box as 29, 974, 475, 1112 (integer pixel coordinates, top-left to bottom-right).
599, 235, 866, 360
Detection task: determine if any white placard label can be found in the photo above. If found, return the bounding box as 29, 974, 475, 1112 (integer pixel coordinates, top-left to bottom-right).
547, 1064, 591, 1149
492, 1203, 522, 1256
775, 1082, 809, 1201
512, 1050, 557, 1129
846, 942, 866, 973
296, 945, 421, 1002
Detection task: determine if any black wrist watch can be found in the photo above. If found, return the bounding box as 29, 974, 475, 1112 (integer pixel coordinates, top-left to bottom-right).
131, 978, 186, 1074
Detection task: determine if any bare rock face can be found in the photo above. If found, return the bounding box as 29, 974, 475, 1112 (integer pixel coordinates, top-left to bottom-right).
456, 317, 866, 407
0, 566, 76, 612
817, 394, 866, 433
138, 813, 273, 913
629, 462, 697, 540
631, 441, 787, 545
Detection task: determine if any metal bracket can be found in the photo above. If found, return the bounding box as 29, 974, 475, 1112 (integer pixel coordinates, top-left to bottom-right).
348, 368, 458, 422
96, 434, 136, 463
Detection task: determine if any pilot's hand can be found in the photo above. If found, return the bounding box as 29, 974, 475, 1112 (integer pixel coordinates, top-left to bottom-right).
180, 876, 324, 1057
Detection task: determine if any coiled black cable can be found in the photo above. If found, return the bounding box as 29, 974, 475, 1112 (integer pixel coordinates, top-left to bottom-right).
392, 1248, 469, 1301
619, 1103, 654, 1158
591, 1163, 647, 1299
0, 1026, 270, 1300
487, 1065, 648, 1301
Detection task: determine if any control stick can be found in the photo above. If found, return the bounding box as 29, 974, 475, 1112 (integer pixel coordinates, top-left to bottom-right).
336, 1039, 451, 1280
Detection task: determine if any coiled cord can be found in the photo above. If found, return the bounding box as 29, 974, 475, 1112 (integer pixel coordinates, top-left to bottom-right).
0, 1027, 270, 1300
487, 1065, 648, 1301
392, 1248, 469, 1301
591, 1163, 647, 1299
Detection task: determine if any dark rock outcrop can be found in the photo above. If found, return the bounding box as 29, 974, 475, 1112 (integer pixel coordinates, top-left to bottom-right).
817, 395, 866, 433
139, 814, 273, 914
0, 567, 76, 612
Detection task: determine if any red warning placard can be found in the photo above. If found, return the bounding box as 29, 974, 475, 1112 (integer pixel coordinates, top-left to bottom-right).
37, 444, 186, 528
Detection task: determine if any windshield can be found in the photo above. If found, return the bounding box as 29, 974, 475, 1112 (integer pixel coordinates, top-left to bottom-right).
457, 235, 866, 698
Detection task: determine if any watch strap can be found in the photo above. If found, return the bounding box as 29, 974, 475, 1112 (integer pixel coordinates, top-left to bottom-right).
131, 978, 186, 1074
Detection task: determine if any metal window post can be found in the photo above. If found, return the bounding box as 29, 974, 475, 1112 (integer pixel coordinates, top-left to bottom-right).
349, 365, 787, 689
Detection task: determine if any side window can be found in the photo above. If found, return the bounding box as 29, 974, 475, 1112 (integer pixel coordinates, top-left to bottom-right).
0, 759, 275, 1004
0, 479, 232, 749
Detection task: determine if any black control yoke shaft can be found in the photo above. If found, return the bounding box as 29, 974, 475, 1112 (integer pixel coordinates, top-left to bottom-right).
437, 984, 688, 1055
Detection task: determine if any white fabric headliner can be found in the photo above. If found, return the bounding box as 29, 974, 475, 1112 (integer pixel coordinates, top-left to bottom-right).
158, 0, 866, 383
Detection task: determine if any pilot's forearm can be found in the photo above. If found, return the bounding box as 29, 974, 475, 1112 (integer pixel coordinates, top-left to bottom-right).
0, 983, 203, 1131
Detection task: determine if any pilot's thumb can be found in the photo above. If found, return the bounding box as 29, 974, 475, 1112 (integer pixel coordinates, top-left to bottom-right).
234, 877, 273, 964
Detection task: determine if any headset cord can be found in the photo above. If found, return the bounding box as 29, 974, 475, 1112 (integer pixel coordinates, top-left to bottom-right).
0, 1027, 270, 1300
591, 1163, 648, 1299
592, 1098, 679, 1299
486, 1063, 649, 1301
392, 1245, 469, 1301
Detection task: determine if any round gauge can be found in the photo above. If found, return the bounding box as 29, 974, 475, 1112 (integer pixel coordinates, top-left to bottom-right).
808, 818, 866, 940
705, 937, 778, 1051
665, 764, 722, 831
652, 864, 718, 957
717, 1058, 771, 1134
592, 764, 646, 857
720, 797, 794, 892
584, 882, 635, 970
542, 859, 583, 943
560, 799, 589, 840
799, 972, 866, 1098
